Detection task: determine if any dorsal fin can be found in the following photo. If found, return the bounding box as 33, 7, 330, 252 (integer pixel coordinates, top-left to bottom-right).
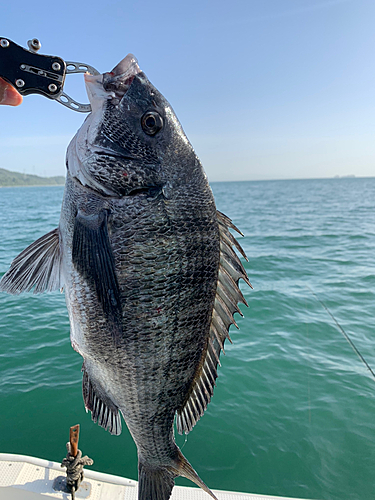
176, 211, 250, 435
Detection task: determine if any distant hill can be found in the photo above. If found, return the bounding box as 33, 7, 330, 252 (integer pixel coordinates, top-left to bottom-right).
0, 168, 65, 187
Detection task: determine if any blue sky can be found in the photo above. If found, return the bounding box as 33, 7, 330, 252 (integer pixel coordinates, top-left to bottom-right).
1, 0, 374, 181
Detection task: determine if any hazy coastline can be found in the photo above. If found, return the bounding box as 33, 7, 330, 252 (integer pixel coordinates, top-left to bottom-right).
0, 168, 65, 188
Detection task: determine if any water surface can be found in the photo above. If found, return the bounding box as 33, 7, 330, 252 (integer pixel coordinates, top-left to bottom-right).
0, 179, 374, 500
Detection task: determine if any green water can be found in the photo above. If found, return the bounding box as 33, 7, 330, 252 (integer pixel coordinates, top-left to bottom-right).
1, 179, 375, 499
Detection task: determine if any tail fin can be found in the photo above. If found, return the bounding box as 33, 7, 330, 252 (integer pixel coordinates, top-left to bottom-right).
138, 461, 175, 500
176, 449, 218, 500
138, 450, 218, 500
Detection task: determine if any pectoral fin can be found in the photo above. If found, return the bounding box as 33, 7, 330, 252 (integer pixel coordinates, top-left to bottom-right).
0, 228, 63, 294
72, 210, 123, 341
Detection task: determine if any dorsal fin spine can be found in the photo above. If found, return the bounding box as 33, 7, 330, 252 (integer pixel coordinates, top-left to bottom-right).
194, 388, 205, 415
220, 251, 244, 282
188, 397, 199, 421
200, 369, 213, 396
181, 410, 190, 431
217, 210, 244, 236
174, 211, 250, 437
214, 295, 239, 330
208, 337, 222, 365
218, 267, 248, 306
210, 323, 226, 353
219, 227, 248, 261
203, 364, 216, 389
217, 281, 244, 317
220, 241, 246, 274
205, 347, 219, 376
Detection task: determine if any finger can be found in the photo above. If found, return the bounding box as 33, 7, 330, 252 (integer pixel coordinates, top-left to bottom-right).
0, 78, 23, 106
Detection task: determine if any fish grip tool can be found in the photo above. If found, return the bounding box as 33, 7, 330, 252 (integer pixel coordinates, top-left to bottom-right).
0, 37, 99, 112
61, 424, 94, 500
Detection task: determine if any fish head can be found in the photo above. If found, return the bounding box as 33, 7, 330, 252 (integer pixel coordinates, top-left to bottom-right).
66, 54, 200, 198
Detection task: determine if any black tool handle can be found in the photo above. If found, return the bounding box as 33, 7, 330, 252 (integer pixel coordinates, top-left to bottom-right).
0, 37, 66, 99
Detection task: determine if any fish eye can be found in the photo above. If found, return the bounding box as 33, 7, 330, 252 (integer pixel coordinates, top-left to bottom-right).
141, 111, 163, 136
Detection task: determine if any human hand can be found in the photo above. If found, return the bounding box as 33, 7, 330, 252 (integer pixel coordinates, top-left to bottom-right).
0, 77, 23, 106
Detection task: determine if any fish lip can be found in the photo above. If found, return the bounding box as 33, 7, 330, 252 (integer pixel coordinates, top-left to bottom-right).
102, 54, 141, 97
84, 54, 142, 107
108, 53, 140, 78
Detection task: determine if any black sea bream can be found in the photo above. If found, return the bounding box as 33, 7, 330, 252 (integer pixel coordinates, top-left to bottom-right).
0, 54, 251, 500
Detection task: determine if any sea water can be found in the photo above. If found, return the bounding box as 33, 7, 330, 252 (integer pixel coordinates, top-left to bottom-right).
0, 178, 374, 500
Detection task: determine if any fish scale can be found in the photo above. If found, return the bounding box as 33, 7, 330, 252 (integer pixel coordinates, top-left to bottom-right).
0, 53, 250, 500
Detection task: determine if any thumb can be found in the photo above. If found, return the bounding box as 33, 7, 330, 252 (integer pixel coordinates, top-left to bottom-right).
0, 79, 23, 106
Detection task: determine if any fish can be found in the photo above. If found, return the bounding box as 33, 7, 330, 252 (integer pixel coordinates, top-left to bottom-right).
0, 53, 251, 500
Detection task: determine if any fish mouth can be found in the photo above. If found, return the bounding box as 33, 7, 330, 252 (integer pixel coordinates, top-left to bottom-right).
103, 54, 141, 96
84, 54, 141, 107
69, 54, 145, 197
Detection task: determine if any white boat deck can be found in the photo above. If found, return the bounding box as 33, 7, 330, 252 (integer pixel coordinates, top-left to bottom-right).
0, 454, 312, 500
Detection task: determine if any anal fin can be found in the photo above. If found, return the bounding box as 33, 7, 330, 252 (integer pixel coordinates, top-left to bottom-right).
82, 364, 122, 436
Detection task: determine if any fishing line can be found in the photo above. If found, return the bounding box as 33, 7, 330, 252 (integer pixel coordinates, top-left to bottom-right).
175, 422, 189, 450
306, 286, 375, 381
304, 294, 312, 425
181, 434, 188, 450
